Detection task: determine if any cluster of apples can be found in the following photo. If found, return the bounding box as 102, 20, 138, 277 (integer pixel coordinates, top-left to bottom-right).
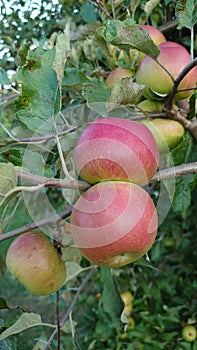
6, 232, 66, 295
106, 25, 197, 154
71, 116, 159, 267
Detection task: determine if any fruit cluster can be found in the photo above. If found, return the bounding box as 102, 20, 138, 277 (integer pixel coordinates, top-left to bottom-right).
105, 25, 197, 154
71, 116, 159, 267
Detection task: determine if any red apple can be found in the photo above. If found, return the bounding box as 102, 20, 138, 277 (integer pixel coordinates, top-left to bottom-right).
141, 25, 166, 45
70, 181, 158, 267
106, 67, 133, 89
6, 232, 66, 295
74, 117, 159, 186
136, 41, 197, 101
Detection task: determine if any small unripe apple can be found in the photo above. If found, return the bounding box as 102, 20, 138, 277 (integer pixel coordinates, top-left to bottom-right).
121, 291, 133, 316
6, 232, 66, 295
74, 117, 159, 186
105, 67, 133, 89
129, 25, 166, 66
137, 99, 165, 113
136, 41, 197, 101
70, 181, 158, 268
140, 118, 185, 153
182, 325, 197, 342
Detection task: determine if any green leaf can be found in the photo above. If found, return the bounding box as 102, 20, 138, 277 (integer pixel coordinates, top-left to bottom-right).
0, 297, 10, 310
101, 268, 124, 331
0, 163, 17, 203
143, 0, 161, 19
172, 174, 197, 218
84, 85, 111, 116
53, 32, 70, 88
32, 332, 47, 350
98, 20, 160, 59
0, 313, 55, 340
175, 0, 197, 29
133, 256, 157, 270
0, 69, 9, 85
65, 261, 86, 284
0, 338, 17, 350
16, 48, 58, 133
63, 68, 96, 92
80, 3, 98, 23
106, 79, 145, 111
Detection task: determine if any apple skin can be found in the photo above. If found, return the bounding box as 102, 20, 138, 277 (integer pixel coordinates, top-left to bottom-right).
74, 117, 159, 186
182, 325, 197, 342
136, 41, 197, 101
140, 118, 185, 153
6, 232, 66, 295
129, 25, 166, 66
70, 181, 158, 268
106, 67, 133, 89
137, 99, 165, 113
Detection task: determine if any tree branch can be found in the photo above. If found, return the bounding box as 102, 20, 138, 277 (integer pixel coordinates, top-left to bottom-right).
16, 169, 90, 192
152, 162, 197, 182
43, 267, 97, 350
0, 206, 73, 243
165, 58, 197, 110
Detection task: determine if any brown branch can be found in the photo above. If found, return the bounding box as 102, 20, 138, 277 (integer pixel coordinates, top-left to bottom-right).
0, 206, 73, 243
16, 170, 90, 192
165, 58, 197, 110
43, 266, 97, 350
152, 162, 197, 182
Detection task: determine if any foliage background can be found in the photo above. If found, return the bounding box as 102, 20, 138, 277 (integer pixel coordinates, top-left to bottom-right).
0, 0, 197, 349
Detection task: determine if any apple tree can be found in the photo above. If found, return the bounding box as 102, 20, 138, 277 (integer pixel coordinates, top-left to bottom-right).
0, 0, 197, 349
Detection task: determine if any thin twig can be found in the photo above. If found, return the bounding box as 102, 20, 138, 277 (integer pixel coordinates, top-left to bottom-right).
165, 58, 197, 110
16, 169, 90, 191
0, 206, 73, 243
152, 162, 197, 182
56, 291, 61, 350
43, 267, 97, 350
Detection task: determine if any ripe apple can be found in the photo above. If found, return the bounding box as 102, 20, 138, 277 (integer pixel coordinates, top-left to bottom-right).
136, 41, 197, 101
129, 24, 166, 66
182, 325, 197, 342
73, 117, 159, 186
140, 118, 185, 153
6, 232, 66, 295
70, 181, 158, 268
105, 67, 133, 89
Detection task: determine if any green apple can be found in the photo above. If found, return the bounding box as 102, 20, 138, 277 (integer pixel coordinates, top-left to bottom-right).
136, 41, 197, 101
140, 118, 185, 154
73, 117, 159, 186
182, 325, 197, 342
70, 181, 158, 268
105, 67, 133, 89
137, 99, 165, 113
6, 232, 66, 295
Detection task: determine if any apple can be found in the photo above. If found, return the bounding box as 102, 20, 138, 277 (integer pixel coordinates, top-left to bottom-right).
137, 99, 165, 113
182, 325, 197, 342
105, 67, 133, 89
136, 41, 197, 101
73, 117, 159, 186
70, 181, 158, 268
129, 25, 166, 66
140, 118, 185, 153
6, 232, 66, 295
